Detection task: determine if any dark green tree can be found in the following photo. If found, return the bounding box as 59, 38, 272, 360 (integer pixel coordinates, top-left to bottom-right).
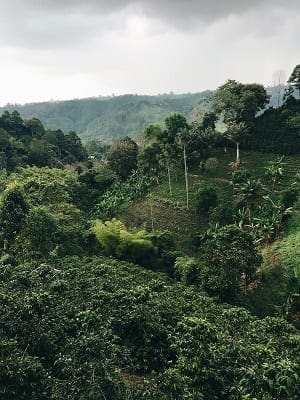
202, 111, 217, 130
195, 183, 218, 214
199, 225, 261, 302
165, 113, 188, 140
64, 131, 87, 162
24, 118, 45, 138
288, 64, 300, 97
214, 80, 269, 164
137, 142, 162, 179
19, 207, 59, 258
28, 139, 58, 167
0, 128, 12, 151
106, 136, 138, 180
0, 184, 29, 247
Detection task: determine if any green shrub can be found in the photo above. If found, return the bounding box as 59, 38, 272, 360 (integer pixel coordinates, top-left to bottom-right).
17, 207, 59, 259
150, 230, 175, 253
198, 225, 262, 302
231, 168, 251, 185
78, 162, 116, 192
0, 183, 29, 243
174, 256, 201, 285
281, 188, 299, 208
204, 157, 219, 172
0, 339, 50, 400
209, 202, 234, 226
91, 219, 156, 267
195, 183, 218, 213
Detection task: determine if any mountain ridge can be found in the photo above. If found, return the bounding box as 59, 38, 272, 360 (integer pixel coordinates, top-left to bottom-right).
0, 86, 285, 143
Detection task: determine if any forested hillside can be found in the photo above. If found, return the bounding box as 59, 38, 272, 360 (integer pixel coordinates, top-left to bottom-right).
0, 93, 210, 143
0, 86, 286, 144
0, 68, 299, 399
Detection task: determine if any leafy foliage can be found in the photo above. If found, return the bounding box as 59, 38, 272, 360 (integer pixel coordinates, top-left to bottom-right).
197, 225, 262, 302
95, 170, 156, 218
174, 256, 202, 285
0, 111, 87, 170
0, 257, 299, 399
0, 72, 299, 400
106, 136, 138, 180
92, 219, 156, 267
195, 183, 218, 213
0, 183, 29, 244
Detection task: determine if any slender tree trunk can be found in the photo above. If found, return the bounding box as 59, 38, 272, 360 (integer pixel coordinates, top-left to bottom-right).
149, 192, 154, 232
236, 142, 240, 164
167, 164, 172, 196
183, 145, 189, 209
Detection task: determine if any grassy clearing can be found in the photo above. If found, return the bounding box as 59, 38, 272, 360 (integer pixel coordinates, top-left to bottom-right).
197, 148, 300, 188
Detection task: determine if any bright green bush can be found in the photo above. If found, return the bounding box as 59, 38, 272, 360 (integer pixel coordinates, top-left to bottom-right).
159, 311, 300, 400
91, 219, 157, 267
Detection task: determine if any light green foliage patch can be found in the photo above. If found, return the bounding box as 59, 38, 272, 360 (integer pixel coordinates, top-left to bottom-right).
92, 219, 156, 267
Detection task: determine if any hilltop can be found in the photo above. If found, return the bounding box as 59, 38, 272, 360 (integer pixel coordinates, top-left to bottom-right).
0, 92, 210, 143
0, 86, 285, 143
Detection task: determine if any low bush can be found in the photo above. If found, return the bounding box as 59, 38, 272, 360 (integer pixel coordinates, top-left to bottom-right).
174, 256, 202, 285
91, 219, 157, 267
195, 183, 218, 213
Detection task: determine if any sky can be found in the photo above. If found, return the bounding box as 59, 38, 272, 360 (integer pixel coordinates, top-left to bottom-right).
0, 0, 299, 105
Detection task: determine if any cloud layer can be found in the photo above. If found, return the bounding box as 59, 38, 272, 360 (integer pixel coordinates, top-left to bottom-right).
0, 0, 299, 104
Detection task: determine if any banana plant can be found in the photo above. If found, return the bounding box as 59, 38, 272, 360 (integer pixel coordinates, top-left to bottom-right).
264, 156, 285, 188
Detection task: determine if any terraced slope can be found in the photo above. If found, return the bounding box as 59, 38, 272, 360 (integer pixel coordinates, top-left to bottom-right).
119, 149, 300, 253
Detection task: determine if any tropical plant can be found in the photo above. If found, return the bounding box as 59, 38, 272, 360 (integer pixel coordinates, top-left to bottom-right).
264, 156, 285, 188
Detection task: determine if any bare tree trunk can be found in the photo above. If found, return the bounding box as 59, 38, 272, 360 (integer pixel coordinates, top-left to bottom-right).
167, 164, 172, 196
236, 142, 240, 164
272, 69, 286, 107
149, 192, 155, 232
183, 145, 189, 209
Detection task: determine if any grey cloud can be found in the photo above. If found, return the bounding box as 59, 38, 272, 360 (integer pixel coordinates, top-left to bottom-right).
3, 0, 296, 18
0, 0, 299, 50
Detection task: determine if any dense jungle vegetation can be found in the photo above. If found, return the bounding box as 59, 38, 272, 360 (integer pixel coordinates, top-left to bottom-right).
0, 66, 300, 399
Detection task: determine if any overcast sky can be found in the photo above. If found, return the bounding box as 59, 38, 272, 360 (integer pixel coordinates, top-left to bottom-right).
0, 0, 299, 105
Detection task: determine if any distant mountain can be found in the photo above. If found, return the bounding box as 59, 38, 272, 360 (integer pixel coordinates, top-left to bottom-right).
0, 86, 286, 143
0, 92, 210, 143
